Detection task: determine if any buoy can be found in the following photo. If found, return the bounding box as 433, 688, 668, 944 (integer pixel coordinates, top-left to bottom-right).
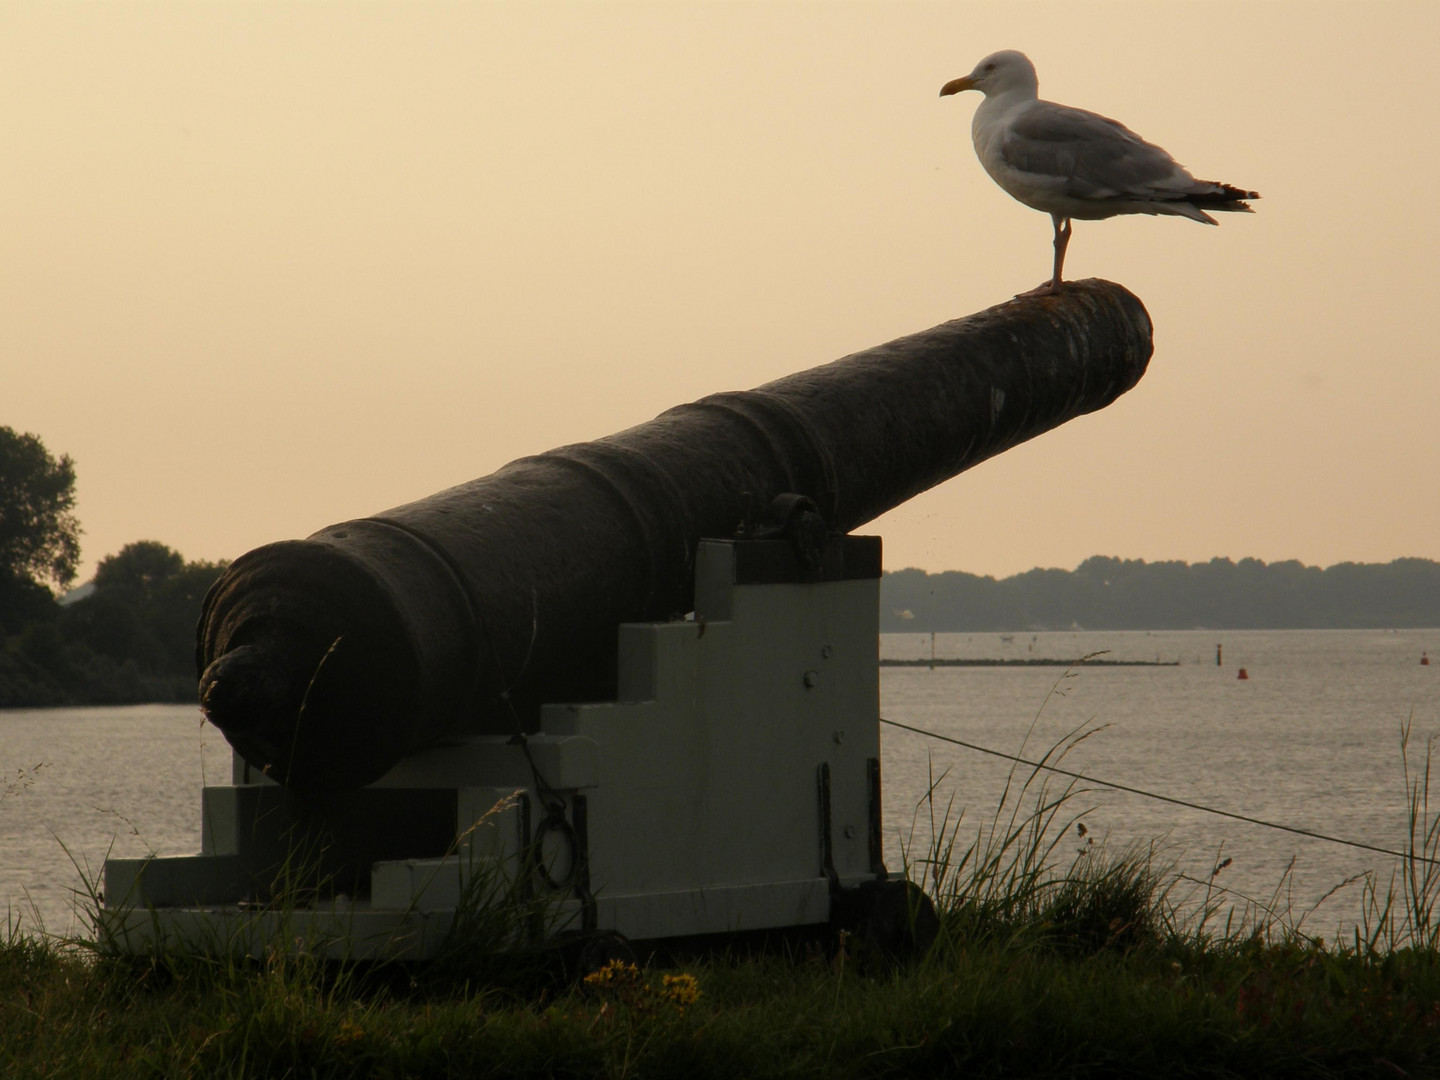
1237, 667, 1249, 680
1424, 652, 1431, 666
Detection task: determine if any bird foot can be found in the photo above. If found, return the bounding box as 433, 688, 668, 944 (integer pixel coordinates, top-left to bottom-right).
1013, 280, 1059, 299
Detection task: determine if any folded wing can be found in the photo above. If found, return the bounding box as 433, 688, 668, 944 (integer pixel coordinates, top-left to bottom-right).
1002, 102, 1255, 221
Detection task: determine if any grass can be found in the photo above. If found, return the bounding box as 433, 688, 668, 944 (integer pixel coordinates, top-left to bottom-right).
4, 898, 1439, 1079
3, 701, 1440, 1077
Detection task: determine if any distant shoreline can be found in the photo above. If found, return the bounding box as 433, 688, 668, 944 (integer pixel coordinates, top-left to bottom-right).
880, 558, 1440, 634
880, 658, 1180, 668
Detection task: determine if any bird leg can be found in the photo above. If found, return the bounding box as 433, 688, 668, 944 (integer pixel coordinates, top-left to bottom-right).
1015, 215, 1072, 298
1051, 215, 1072, 284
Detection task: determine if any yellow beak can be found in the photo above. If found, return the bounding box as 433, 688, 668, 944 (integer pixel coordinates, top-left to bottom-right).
939, 76, 976, 97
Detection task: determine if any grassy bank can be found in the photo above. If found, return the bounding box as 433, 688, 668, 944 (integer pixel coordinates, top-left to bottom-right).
3, 726, 1439, 1078
5, 874, 1439, 1078
3, 924, 1437, 1079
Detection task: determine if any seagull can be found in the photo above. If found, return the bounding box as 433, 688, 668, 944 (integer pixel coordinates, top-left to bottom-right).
940, 50, 1258, 295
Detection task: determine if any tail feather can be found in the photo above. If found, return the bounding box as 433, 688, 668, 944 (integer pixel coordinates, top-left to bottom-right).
1188, 180, 1259, 214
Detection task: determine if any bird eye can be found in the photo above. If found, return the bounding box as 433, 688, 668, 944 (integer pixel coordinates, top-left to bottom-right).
984, 62, 996, 71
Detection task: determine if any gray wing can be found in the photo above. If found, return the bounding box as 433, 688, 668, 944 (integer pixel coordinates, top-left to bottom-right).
1001, 102, 1196, 199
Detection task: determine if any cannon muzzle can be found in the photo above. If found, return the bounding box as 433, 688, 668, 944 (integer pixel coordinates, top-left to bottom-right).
199, 280, 1152, 788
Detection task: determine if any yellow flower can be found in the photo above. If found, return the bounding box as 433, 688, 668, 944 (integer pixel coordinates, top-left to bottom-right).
662, 973, 701, 1009
583, 959, 642, 989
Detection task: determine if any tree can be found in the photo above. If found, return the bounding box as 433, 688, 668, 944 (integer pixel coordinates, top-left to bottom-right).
84, 541, 228, 674
0, 427, 81, 591
93, 540, 185, 602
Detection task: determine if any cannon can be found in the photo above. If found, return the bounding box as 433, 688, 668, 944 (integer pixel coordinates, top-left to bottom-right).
105, 282, 1151, 960
198, 281, 1151, 791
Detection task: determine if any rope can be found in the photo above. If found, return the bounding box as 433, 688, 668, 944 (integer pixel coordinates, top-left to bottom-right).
879, 716, 1440, 868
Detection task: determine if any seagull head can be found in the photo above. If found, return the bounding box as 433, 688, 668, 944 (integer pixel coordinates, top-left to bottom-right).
939, 50, 1038, 98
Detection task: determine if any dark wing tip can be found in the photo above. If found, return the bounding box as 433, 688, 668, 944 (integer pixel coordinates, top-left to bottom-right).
1191, 180, 1260, 212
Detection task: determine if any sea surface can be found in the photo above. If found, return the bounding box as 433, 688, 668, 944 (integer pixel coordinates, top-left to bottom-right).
2, 629, 1437, 939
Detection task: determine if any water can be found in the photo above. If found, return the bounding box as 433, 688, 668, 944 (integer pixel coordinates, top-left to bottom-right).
0, 705, 224, 936
2, 630, 1436, 939
880, 629, 1440, 938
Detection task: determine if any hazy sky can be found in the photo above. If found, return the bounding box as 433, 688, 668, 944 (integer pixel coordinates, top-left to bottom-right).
5, 1, 1438, 583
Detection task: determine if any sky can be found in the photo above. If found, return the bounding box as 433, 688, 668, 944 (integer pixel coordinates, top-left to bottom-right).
4, 1, 1438, 585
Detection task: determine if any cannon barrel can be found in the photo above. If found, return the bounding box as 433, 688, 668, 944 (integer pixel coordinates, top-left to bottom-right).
198, 280, 1152, 789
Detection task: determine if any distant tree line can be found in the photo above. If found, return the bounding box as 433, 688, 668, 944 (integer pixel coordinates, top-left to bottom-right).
881, 556, 1440, 632
6, 426, 1440, 708
0, 426, 226, 707
0, 539, 227, 708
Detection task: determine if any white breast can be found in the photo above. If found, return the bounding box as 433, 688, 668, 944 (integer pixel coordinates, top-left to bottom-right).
970, 96, 1070, 215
